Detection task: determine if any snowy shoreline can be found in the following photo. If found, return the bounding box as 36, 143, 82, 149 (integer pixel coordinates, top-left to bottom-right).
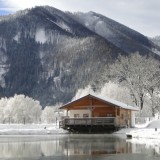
0, 120, 160, 139
0, 124, 67, 135
115, 120, 160, 139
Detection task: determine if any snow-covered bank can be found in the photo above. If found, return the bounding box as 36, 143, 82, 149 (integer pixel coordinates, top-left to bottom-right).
126, 128, 160, 139
1, 119, 160, 137
0, 124, 67, 135
116, 120, 160, 139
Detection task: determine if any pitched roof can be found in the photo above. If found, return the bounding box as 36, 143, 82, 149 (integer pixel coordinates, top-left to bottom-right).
60, 94, 139, 111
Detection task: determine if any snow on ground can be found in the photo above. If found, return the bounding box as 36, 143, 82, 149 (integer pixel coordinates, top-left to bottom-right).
146, 120, 160, 128
0, 123, 67, 135
127, 128, 160, 139
1, 119, 160, 138
115, 120, 160, 139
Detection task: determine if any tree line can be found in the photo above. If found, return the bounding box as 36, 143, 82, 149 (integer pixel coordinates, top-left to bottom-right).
0, 94, 63, 124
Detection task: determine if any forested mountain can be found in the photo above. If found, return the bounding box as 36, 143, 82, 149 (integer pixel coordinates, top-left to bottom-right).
0, 6, 159, 106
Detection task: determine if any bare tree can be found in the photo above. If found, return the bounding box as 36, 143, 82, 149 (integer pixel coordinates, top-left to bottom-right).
107, 52, 160, 115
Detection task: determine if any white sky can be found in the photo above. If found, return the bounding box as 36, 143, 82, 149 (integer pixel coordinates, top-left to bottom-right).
1, 0, 160, 37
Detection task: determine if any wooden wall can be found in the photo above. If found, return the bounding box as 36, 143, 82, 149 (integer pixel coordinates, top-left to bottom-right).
92, 106, 116, 117
116, 109, 131, 127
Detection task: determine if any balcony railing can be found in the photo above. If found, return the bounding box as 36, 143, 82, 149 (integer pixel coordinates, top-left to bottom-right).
59, 117, 116, 128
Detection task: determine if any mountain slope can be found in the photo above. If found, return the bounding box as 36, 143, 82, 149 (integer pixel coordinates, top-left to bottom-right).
0, 6, 125, 106
0, 6, 159, 106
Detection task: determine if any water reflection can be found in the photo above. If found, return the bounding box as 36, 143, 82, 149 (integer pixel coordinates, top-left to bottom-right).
127, 138, 160, 157
0, 135, 65, 158
0, 135, 159, 160
63, 135, 132, 156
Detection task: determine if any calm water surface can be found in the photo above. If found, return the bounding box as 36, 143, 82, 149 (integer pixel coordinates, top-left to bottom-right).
0, 134, 160, 160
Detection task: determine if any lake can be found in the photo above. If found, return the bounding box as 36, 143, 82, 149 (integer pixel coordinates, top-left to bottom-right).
0, 134, 160, 160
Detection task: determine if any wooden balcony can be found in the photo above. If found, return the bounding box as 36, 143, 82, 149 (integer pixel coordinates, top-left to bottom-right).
59, 117, 116, 130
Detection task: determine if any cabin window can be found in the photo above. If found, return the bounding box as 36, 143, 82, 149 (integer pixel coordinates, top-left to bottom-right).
74, 114, 79, 118
83, 114, 89, 117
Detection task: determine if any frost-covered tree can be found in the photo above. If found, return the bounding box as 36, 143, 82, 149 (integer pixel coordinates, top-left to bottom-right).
99, 82, 132, 105
41, 104, 63, 123
147, 90, 160, 116
10, 95, 42, 123
72, 82, 132, 106
0, 95, 42, 124
72, 85, 95, 100
41, 106, 56, 123
106, 53, 160, 115
0, 97, 8, 123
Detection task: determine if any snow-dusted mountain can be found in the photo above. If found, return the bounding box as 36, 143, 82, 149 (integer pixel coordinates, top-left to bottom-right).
68, 11, 160, 55
0, 6, 159, 106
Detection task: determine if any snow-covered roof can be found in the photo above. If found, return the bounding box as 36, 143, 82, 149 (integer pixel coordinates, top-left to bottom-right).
60, 93, 139, 111
92, 94, 139, 111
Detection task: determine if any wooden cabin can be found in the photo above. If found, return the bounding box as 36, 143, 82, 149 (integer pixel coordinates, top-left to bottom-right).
59, 94, 139, 133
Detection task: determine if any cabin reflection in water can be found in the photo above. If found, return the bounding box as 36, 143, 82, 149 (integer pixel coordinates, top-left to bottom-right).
63, 136, 133, 156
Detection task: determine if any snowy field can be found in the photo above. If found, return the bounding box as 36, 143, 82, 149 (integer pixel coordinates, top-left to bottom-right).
0, 123, 67, 135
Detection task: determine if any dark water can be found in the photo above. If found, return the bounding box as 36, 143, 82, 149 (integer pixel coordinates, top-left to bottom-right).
0, 134, 160, 160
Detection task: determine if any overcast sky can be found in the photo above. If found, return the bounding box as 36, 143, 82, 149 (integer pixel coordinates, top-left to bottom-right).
0, 0, 160, 37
